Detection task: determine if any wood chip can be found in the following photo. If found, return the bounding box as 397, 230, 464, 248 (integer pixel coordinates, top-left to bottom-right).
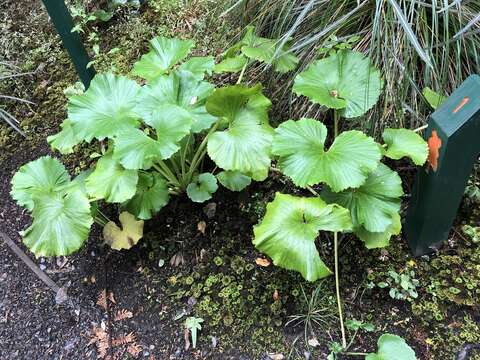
255, 257, 271, 267
308, 337, 320, 347
268, 353, 284, 360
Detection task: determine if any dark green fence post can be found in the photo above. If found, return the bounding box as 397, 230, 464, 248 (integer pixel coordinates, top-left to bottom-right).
41, 0, 95, 88
405, 75, 480, 256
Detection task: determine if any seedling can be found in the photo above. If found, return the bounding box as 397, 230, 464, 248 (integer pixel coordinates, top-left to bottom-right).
375, 270, 420, 301
185, 317, 203, 349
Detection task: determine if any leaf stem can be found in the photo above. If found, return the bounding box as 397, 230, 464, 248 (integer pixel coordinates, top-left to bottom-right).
333, 110, 340, 138
306, 185, 319, 197
343, 352, 368, 356
236, 61, 249, 85
180, 134, 192, 181
413, 124, 428, 133
153, 163, 181, 187
334, 230, 347, 349
94, 216, 107, 227
186, 119, 221, 182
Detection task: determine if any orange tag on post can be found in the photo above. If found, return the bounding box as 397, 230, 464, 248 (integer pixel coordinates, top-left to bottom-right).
427, 130, 442, 171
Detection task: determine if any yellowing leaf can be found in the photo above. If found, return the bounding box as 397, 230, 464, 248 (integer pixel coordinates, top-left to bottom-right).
103, 212, 144, 250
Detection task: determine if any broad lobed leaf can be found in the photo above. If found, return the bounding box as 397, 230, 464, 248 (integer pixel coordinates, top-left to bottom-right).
103, 211, 144, 250
186, 173, 218, 203
206, 84, 273, 176
273, 118, 382, 191
132, 36, 194, 81
365, 334, 416, 360
10, 156, 71, 211
22, 189, 93, 257
123, 172, 169, 220
322, 163, 403, 234
68, 73, 141, 142
382, 128, 428, 165
293, 50, 383, 118
253, 193, 352, 282
86, 153, 138, 203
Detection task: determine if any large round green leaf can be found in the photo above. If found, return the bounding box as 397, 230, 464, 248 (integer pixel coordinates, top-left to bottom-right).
22, 190, 93, 257
68, 73, 141, 142
354, 213, 401, 249
272, 118, 382, 191
322, 163, 403, 233
206, 85, 273, 175
217, 170, 251, 191
10, 156, 71, 211
123, 172, 170, 220
186, 173, 218, 203
253, 193, 352, 282
86, 154, 138, 203
382, 128, 428, 165
208, 121, 273, 176
366, 334, 416, 360
293, 50, 382, 118
47, 119, 82, 154
132, 36, 194, 81
113, 128, 178, 169
179, 56, 215, 80
214, 55, 248, 73
135, 71, 216, 133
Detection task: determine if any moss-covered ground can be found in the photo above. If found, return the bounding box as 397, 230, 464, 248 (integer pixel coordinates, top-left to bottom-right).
1, 0, 479, 358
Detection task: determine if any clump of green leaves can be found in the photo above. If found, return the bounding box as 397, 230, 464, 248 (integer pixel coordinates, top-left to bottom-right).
253, 50, 429, 282
374, 270, 420, 301
251, 49, 428, 349
214, 25, 299, 76
11, 35, 276, 257
462, 225, 480, 244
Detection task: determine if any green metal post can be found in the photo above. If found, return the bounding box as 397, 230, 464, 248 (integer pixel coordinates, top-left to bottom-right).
405, 75, 480, 255
41, 0, 96, 88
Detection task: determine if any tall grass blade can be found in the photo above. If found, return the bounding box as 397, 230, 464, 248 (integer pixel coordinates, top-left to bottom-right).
386, 0, 433, 68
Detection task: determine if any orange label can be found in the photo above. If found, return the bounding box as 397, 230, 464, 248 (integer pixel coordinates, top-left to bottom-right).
427, 130, 442, 172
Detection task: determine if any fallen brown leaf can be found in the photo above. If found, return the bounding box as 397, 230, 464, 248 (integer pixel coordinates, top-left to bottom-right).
108, 291, 116, 304
127, 343, 142, 357
112, 332, 136, 346
197, 221, 206, 235
184, 327, 191, 351
273, 289, 279, 301
114, 309, 133, 321
255, 257, 271, 267
170, 252, 185, 267
97, 290, 108, 310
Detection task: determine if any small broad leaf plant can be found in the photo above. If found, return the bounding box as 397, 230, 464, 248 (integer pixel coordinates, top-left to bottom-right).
251, 49, 429, 350
10, 30, 297, 258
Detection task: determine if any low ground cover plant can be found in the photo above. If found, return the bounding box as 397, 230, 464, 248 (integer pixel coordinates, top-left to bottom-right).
10, 32, 295, 257
11, 30, 425, 355
248, 47, 429, 350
